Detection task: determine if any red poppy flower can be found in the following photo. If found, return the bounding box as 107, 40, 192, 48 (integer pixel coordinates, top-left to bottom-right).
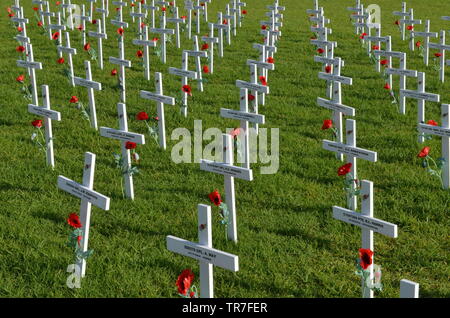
407, 25, 413, 31
152, 37, 159, 42
131, 3, 136, 6
372, 45, 380, 50
202, 65, 209, 73
325, 65, 332, 73
152, 116, 159, 121
261, 25, 267, 30
111, 68, 118, 76
259, 76, 267, 86
70, 96, 79, 103
317, 48, 325, 54
384, 83, 391, 90
415, 41, 421, 47
380, 59, 389, 66
92, 19, 97, 24
359, 248, 373, 270
7, 7, 12, 13
140, 22, 146, 28
162, 7, 167, 11
360, 32, 368, 39
190, 291, 195, 298
141, 0, 145, 3
201, 43, 209, 50
417, 146, 430, 158
223, 19, 228, 25
16, 45, 25, 53
37, 21, 43, 27
52, 32, 59, 40
321, 119, 332, 130
57, 57, 65, 64
208, 190, 222, 206
117, 27, 124, 36
182, 85, 192, 96
267, 57, 274, 63
8, 13, 14, 18
136, 50, 143, 58
77, 235, 82, 246
116, 7, 120, 11
32, 119, 43, 128
176, 269, 194, 296
427, 120, 438, 126
84, 43, 91, 51
16, 74, 25, 83
394, 20, 399, 25
17, 26, 23, 32
248, 94, 255, 101
33, 7, 39, 11
181, 16, 187, 20
242, 10, 247, 15
310, 36, 317, 40
125, 141, 137, 150
169, 1, 174, 6
56, 1, 61, 5
337, 163, 352, 176
435, 52, 442, 58
67, 213, 82, 228
230, 128, 241, 139
136, 111, 149, 121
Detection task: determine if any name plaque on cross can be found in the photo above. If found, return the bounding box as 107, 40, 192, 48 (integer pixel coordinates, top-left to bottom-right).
200, 160, 253, 181
140, 91, 175, 104
236, 80, 269, 94
28, 104, 61, 121
220, 108, 265, 124
323, 140, 378, 162
400, 90, 440, 102
73, 77, 102, 90
109, 57, 132, 67
17, 60, 42, 69
169, 67, 197, 79
99, 128, 146, 144
317, 98, 355, 116
57, 176, 110, 210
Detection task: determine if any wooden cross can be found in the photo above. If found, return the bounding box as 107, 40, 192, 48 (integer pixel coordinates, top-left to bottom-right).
351, 7, 370, 43
200, 134, 253, 243
332, 180, 398, 298
264, 11, 282, 44
385, 53, 418, 115
323, 119, 378, 210
142, 0, 159, 29
185, 0, 194, 39
12, 7, 30, 56
229, 0, 238, 37
41, 1, 56, 40
99, 103, 146, 199
150, 12, 175, 64
417, 104, 450, 188
428, 30, 450, 83
87, 0, 97, 21
223, 6, 233, 46
317, 57, 355, 162
201, 23, 219, 74
393, 2, 408, 41
166, 6, 185, 49
130, 2, 145, 40
247, 46, 274, 107
57, 152, 111, 277
16, 43, 42, 106
400, 72, 440, 143
133, 26, 157, 81
32, 0, 45, 25
73, 61, 103, 130
400, 280, 419, 298
140, 72, 175, 149
57, 32, 77, 86
76, 4, 91, 46
200, 0, 211, 22
111, 1, 129, 29
95, 0, 108, 35
213, 12, 228, 58
10, 0, 21, 13
185, 36, 208, 92
373, 36, 404, 88
109, 27, 132, 103
194, 0, 203, 35
28, 85, 61, 168
235, 0, 247, 29
220, 88, 265, 169
365, 27, 388, 73
169, 51, 198, 117
400, 8, 422, 51
61, 0, 76, 30
88, 19, 107, 70
166, 204, 239, 298
49, 12, 67, 59
412, 20, 438, 66
310, 9, 330, 29
130, 0, 136, 23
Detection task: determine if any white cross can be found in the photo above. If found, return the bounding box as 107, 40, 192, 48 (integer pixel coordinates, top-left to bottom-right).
201, 23, 219, 74
365, 27, 388, 73
220, 88, 265, 169
400, 280, 419, 298
88, 19, 107, 70
11, 0, 21, 13
166, 204, 239, 298
61, 0, 76, 30
393, 2, 408, 41
400, 8, 422, 51
133, 26, 157, 81
323, 119, 378, 210
213, 12, 228, 58
95, 0, 108, 35
400, 72, 440, 143
417, 104, 450, 189
200, 0, 211, 22
109, 28, 132, 103
140, 72, 175, 149
185, 0, 194, 39
87, 0, 97, 21
57, 32, 77, 86
49, 12, 67, 59
74, 4, 91, 46
347, 0, 362, 34
111, 1, 129, 29
223, 6, 233, 46
41, 1, 55, 39
185, 36, 208, 92
307, 0, 320, 20
194, 0, 203, 34
12, 7, 30, 57
332, 180, 398, 298
247, 46, 274, 107
130, 2, 145, 40
385, 53, 418, 114
373, 36, 403, 88
166, 6, 185, 48
32, 0, 45, 24
428, 30, 450, 83
57, 152, 111, 277
73, 61, 103, 130
100, 103, 146, 199
200, 134, 253, 243
28, 85, 61, 168
150, 12, 175, 64
412, 20, 438, 66
235, 0, 247, 29
142, 0, 159, 29
317, 57, 355, 162
169, 51, 198, 117
16, 43, 42, 106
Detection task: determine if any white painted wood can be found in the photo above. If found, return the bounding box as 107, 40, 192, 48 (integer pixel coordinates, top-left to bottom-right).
150, 13, 174, 64
57, 32, 77, 86
393, 2, 408, 41
202, 23, 219, 74
169, 52, 197, 117
133, 26, 156, 81
413, 20, 438, 66
428, 30, 449, 83
167, 7, 185, 48
400, 279, 419, 298
198, 204, 213, 298
88, 19, 106, 70
249, 64, 260, 134
186, 36, 207, 92
214, 12, 225, 57
200, 0, 211, 22
17, 43, 41, 106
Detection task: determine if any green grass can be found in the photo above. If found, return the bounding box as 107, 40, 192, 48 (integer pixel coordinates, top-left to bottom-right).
0, 0, 449, 298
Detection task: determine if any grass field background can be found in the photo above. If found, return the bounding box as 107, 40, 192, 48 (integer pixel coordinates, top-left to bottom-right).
0, 0, 449, 297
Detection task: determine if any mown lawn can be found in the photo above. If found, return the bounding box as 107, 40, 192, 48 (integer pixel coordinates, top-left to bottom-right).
0, 0, 448, 297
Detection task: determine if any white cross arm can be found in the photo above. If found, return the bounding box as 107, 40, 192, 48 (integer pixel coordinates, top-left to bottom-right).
88, 31, 107, 39
347, 7, 361, 11
130, 13, 146, 18
236, 80, 269, 94
267, 5, 285, 11
28, 104, 61, 121
74, 77, 102, 90
11, 17, 29, 23
317, 97, 355, 116
166, 235, 239, 271
201, 36, 219, 43
401, 19, 422, 24
133, 39, 157, 47
306, 9, 321, 14
253, 44, 277, 53
412, 31, 438, 38
393, 11, 410, 17
58, 45, 77, 55
373, 50, 404, 58
400, 279, 419, 298
261, 30, 281, 36
109, 57, 132, 67
112, 1, 127, 6
167, 18, 186, 23
428, 43, 450, 51
400, 90, 440, 102
17, 60, 42, 70
15, 35, 30, 43
185, 50, 208, 58
140, 90, 175, 105
200, 159, 253, 181
57, 176, 111, 210
246, 59, 275, 71
418, 123, 450, 137
442, 16, 450, 21
314, 56, 345, 67
311, 26, 332, 34
220, 108, 265, 124
261, 21, 283, 27
150, 28, 175, 35
385, 68, 418, 77
169, 67, 198, 79
41, 11, 56, 17
311, 39, 337, 47
318, 72, 352, 85
332, 206, 398, 238
365, 36, 390, 42
111, 20, 129, 28
323, 140, 377, 162
99, 127, 146, 144
49, 24, 67, 30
